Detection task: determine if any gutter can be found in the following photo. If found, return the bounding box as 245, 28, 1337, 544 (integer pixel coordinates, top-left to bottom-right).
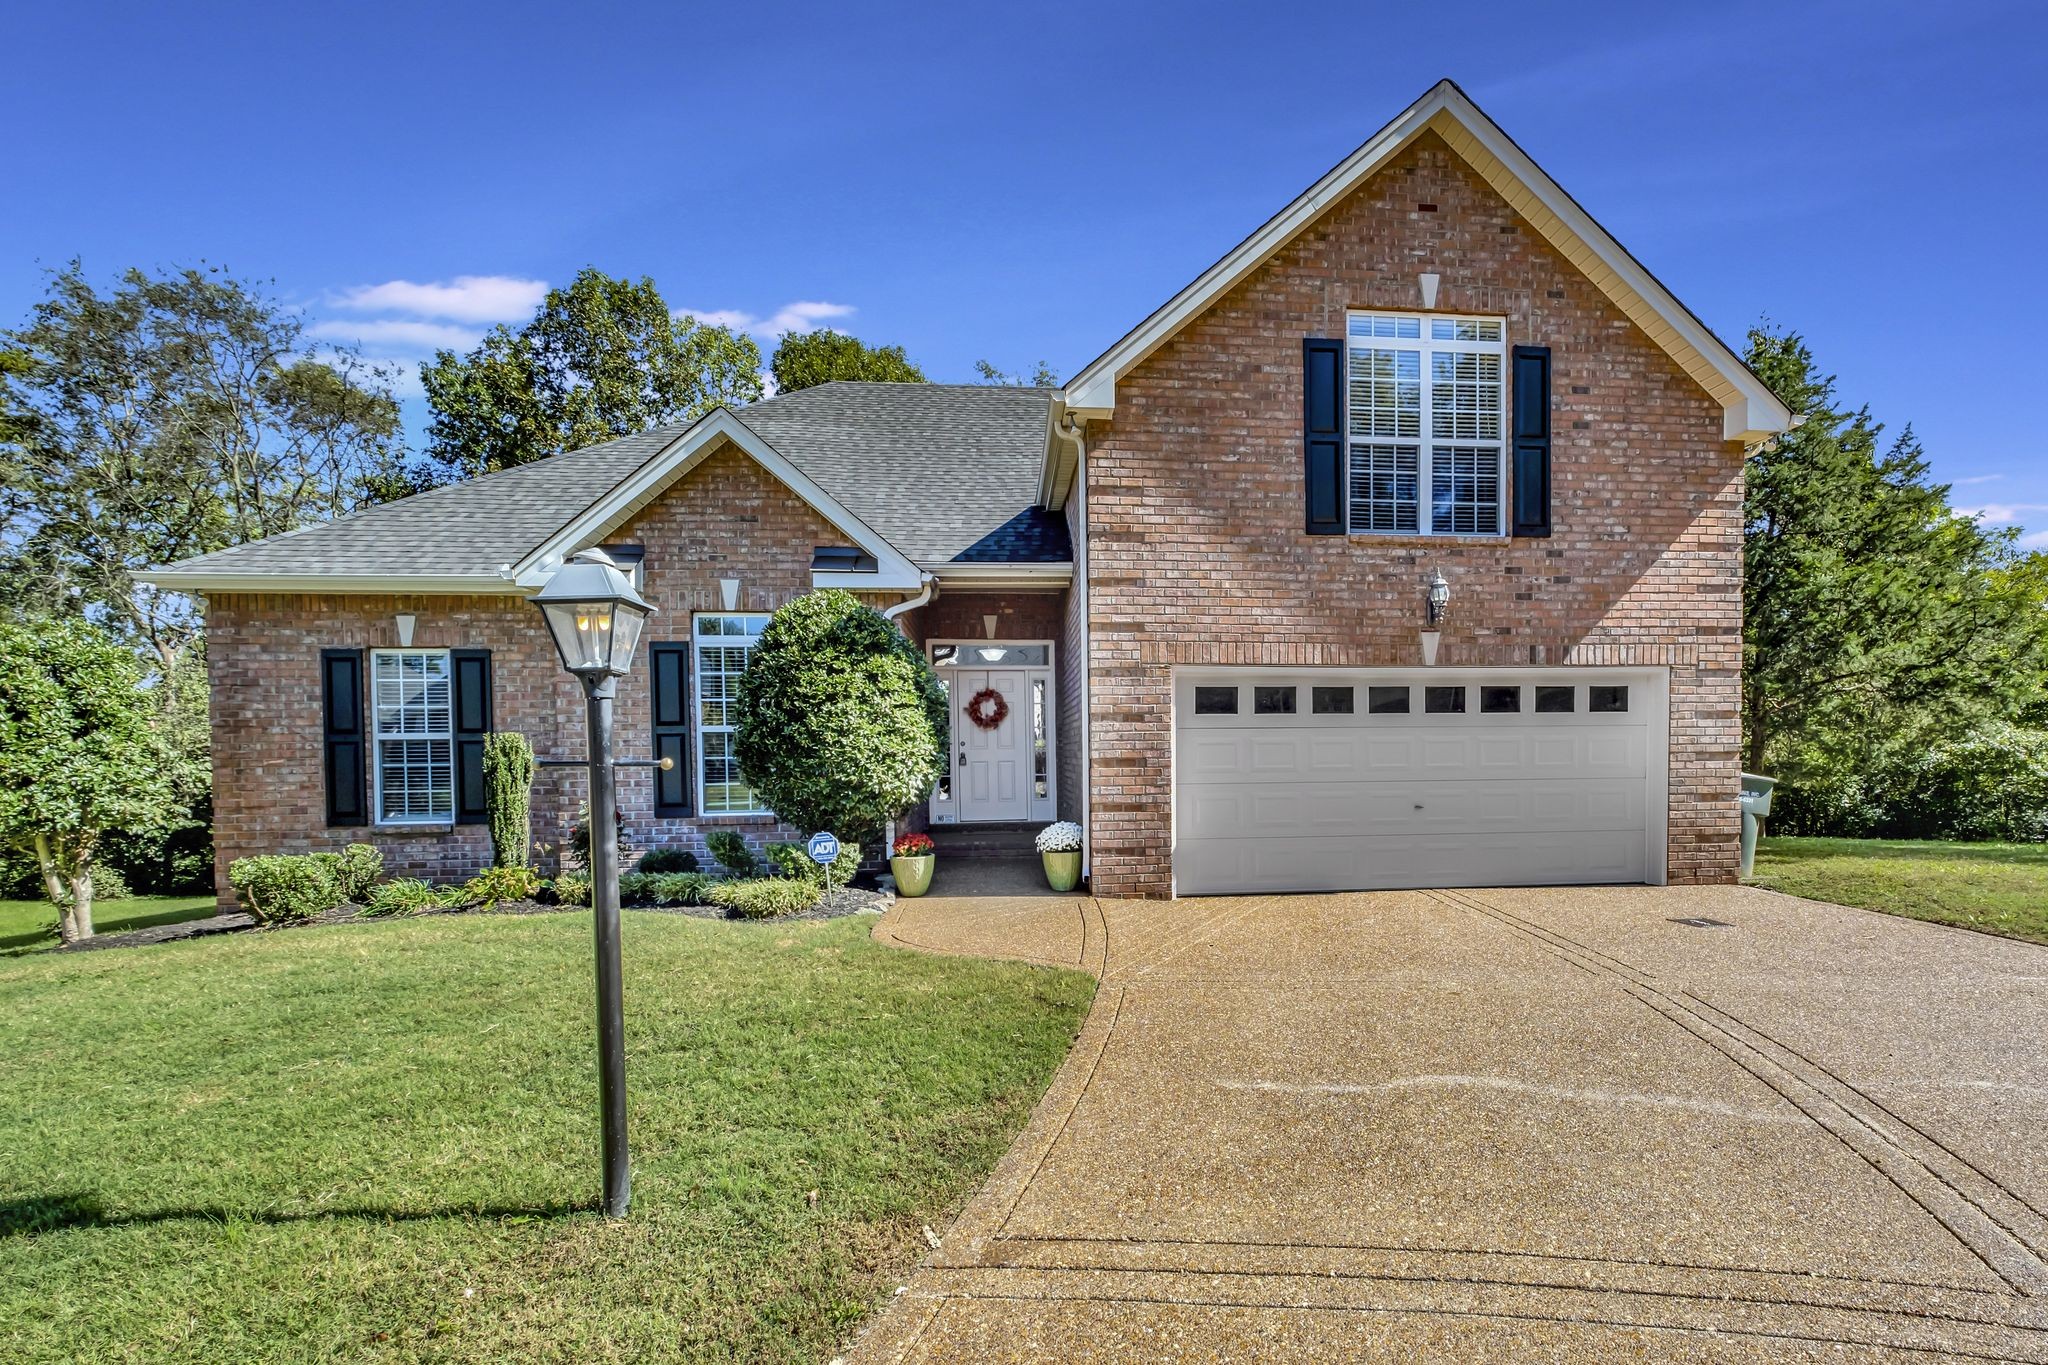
1051, 413, 1091, 884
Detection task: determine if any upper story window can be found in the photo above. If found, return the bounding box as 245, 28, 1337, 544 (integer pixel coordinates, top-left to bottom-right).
1346, 311, 1506, 536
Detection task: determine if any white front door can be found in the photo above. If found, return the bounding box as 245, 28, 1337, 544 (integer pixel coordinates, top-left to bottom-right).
957, 668, 1031, 822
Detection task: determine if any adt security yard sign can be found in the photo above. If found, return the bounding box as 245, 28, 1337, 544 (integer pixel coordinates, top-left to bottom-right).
806, 832, 840, 866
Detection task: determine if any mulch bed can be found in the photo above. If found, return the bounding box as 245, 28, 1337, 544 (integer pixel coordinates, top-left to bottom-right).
52, 886, 891, 953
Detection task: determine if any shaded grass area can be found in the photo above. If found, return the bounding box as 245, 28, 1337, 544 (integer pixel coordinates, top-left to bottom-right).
0, 894, 218, 956
1750, 836, 2048, 945
0, 912, 1092, 1362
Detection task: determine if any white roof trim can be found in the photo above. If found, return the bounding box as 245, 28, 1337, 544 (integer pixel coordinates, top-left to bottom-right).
510, 407, 924, 590
1062, 79, 1791, 444
923, 560, 1073, 589
136, 571, 525, 595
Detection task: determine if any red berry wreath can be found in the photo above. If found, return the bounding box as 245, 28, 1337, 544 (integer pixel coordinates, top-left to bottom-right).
964, 687, 1009, 730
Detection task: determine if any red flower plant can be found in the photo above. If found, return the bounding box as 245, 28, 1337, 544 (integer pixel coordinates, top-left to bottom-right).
892, 831, 936, 858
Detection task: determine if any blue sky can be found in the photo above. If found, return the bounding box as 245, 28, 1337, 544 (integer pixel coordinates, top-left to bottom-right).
10, 1, 2047, 543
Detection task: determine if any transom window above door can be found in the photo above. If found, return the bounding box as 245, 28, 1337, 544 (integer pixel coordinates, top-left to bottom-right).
1345, 311, 1506, 537
931, 643, 1049, 667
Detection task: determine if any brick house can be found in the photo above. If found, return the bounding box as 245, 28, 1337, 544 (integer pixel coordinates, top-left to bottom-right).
148, 80, 1789, 903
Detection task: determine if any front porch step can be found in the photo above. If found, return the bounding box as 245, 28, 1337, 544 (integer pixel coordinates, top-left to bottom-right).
927, 822, 1041, 857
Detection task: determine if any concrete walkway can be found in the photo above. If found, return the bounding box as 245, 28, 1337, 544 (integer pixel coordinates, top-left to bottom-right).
860, 878, 2048, 1361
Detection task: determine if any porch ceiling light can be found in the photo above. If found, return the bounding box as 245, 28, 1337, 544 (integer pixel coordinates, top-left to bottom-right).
533, 548, 653, 679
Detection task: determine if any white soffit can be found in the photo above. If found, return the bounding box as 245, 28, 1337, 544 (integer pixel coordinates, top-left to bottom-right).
1062, 80, 1791, 444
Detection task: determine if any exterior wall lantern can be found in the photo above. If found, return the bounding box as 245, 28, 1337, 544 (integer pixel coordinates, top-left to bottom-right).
1421, 570, 1450, 666
531, 547, 656, 1219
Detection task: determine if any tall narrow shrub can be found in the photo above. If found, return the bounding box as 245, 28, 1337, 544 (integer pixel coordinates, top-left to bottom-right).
482, 731, 535, 868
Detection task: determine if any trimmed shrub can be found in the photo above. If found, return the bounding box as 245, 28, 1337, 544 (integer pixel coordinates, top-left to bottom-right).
732, 589, 946, 843
459, 864, 543, 909
551, 872, 591, 907
636, 847, 699, 875
483, 732, 536, 868
619, 871, 716, 906
363, 877, 443, 917
227, 854, 343, 923
707, 877, 821, 920
767, 840, 859, 890
705, 831, 758, 877
312, 844, 383, 902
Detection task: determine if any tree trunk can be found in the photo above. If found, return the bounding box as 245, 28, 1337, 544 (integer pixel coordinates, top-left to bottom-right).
32, 833, 66, 907
69, 862, 95, 941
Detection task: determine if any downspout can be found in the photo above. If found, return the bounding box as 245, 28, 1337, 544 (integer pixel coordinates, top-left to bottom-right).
1052, 413, 1091, 882
882, 573, 936, 860
882, 572, 934, 622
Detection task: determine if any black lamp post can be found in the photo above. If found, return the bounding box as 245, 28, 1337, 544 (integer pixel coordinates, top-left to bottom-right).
532, 547, 653, 1218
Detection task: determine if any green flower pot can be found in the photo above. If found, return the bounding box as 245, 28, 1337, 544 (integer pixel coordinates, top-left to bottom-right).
890, 854, 935, 898
1041, 849, 1082, 892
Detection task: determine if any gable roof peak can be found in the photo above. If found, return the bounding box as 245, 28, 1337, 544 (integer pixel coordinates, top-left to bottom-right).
1063, 78, 1790, 444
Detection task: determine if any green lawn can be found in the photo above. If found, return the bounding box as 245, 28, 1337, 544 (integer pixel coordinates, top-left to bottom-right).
0, 911, 1092, 1362
1750, 836, 2048, 944
0, 893, 219, 955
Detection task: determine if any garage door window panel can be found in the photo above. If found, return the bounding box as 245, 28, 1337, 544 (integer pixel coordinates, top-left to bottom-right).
1425, 686, 1466, 714
1535, 685, 1576, 713
1254, 686, 1297, 715
1194, 686, 1238, 716
1367, 686, 1410, 715
1312, 686, 1354, 715
1590, 685, 1630, 713
1481, 686, 1521, 714
1346, 312, 1506, 537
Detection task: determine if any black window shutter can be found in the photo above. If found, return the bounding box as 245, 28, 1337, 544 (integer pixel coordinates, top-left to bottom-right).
650, 643, 692, 816
451, 649, 493, 825
1303, 337, 1346, 535
321, 649, 367, 827
1511, 345, 1552, 538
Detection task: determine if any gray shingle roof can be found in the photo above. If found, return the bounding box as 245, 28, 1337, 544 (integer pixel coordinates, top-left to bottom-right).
736, 383, 1063, 564
150, 382, 1065, 582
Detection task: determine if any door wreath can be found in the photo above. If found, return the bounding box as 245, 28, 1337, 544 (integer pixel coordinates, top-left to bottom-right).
964, 687, 1009, 731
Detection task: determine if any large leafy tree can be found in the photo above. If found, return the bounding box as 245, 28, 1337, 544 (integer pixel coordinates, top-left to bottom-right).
421, 269, 763, 480
973, 358, 1060, 387
769, 329, 925, 393
0, 263, 405, 683
733, 590, 947, 843
1742, 328, 2048, 785
0, 617, 181, 942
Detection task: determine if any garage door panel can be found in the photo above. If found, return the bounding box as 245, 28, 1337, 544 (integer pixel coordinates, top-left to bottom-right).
1181, 727, 1645, 785
1176, 830, 1648, 895
1177, 779, 1646, 840
1174, 671, 1659, 895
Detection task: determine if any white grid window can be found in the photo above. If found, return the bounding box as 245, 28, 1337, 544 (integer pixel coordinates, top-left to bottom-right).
371, 650, 453, 824
694, 613, 772, 815
1346, 311, 1506, 536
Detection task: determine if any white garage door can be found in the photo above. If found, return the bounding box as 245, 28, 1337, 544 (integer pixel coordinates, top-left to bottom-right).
1174, 671, 1664, 895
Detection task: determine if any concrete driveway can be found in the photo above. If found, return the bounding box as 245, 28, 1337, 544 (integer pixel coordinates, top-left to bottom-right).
858, 882, 2048, 1361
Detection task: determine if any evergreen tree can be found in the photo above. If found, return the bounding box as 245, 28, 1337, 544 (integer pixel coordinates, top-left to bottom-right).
1743, 328, 2048, 788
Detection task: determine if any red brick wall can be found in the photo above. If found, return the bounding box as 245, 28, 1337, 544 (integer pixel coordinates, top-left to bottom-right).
1080, 131, 1743, 897
205, 438, 910, 904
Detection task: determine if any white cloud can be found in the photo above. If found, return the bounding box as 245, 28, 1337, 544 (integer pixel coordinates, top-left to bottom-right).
331, 275, 549, 324
675, 300, 857, 339
2022, 528, 2048, 549
1961, 503, 2048, 526
308, 318, 484, 352
1954, 473, 2005, 486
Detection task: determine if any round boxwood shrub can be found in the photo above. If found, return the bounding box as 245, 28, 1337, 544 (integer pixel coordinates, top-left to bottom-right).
733, 590, 946, 842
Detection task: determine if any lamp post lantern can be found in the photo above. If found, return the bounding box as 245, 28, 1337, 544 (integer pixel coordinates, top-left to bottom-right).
532, 548, 653, 1218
